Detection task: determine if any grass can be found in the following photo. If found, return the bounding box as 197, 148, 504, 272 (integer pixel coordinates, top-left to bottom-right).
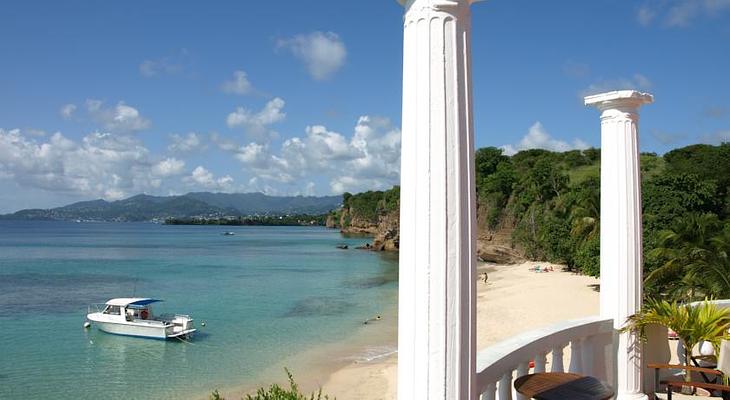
211, 369, 334, 400
568, 163, 599, 185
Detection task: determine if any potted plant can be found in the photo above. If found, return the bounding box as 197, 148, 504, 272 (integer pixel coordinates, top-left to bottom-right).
622, 299, 730, 390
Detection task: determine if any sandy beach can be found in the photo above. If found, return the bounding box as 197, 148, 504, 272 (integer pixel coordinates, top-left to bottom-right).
322, 261, 600, 399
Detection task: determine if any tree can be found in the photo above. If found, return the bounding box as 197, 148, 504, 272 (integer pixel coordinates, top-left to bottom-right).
342, 192, 352, 208
645, 213, 726, 302
663, 143, 729, 219
570, 177, 600, 241
583, 148, 601, 163
475, 147, 509, 181
622, 299, 730, 382
643, 173, 721, 232
479, 161, 516, 228
574, 235, 600, 277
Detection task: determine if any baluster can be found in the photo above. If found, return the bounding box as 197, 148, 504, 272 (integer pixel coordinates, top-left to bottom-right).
551, 345, 565, 372
569, 338, 584, 373
581, 335, 594, 376
498, 371, 513, 400
534, 352, 547, 373
480, 383, 496, 400
514, 362, 529, 400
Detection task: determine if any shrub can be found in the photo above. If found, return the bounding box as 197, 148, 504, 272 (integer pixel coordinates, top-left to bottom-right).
212, 369, 334, 400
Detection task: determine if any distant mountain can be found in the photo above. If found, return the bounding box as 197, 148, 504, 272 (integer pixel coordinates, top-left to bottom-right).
0, 192, 343, 222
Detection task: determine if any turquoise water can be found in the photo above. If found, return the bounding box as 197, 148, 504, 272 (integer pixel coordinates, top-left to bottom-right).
0, 221, 398, 399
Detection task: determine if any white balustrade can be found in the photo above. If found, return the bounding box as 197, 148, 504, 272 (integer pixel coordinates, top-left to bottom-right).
476, 316, 614, 399
514, 362, 529, 400
481, 383, 496, 400
568, 338, 584, 373
498, 373, 513, 400
533, 352, 547, 373
550, 346, 564, 372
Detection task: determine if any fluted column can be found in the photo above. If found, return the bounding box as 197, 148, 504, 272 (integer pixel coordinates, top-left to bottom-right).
396, 0, 480, 399
585, 90, 653, 400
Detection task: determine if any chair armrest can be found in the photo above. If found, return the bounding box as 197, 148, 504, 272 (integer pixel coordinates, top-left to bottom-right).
663, 380, 730, 392
647, 363, 723, 376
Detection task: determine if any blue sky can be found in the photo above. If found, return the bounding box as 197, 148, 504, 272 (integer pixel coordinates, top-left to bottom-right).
0, 0, 728, 212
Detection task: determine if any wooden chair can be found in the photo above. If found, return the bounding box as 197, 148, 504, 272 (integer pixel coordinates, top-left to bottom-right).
648, 339, 730, 400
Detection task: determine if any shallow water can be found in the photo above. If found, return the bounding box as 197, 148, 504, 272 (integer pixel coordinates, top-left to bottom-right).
0, 221, 398, 399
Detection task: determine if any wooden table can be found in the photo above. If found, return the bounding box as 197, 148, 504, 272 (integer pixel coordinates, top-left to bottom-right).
514, 372, 614, 400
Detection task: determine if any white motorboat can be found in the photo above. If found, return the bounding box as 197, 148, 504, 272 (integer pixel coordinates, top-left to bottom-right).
86, 298, 196, 340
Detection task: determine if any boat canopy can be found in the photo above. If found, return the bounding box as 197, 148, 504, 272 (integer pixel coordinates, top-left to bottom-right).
105, 298, 163, 307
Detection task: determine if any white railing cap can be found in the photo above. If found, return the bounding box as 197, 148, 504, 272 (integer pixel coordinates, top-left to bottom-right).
688, 299, 730, 310
476, 315, 613, 385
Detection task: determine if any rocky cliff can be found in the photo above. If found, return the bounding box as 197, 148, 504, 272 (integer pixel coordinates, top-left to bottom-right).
328, 187, 523, 264
328, 188, 400, 251
475, 199, 524, 264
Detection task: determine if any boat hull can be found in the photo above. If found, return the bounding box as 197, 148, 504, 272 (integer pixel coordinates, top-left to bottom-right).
87, 313, 195, 340
94, 320, 168, 339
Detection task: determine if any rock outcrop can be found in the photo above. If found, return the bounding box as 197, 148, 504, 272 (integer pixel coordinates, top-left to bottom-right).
325, 214, 337, 229
370, 212, 400, 251
326, 189, 401, 252
476, 241, 523, 264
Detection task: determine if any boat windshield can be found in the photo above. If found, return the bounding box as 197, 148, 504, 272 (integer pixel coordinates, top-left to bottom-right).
104, 305, 121, 315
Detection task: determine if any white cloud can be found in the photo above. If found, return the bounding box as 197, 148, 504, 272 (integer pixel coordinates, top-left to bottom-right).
224, 115, 401, 194
303, 182, 316, 196
637, 6, 657, 26
152, 158, 185, 177
184, 166, 234, 191
651, 130, 688, 145
140, 59, 181, 77
226, 97, 286, 141
85, 99, 151, 133
699, 129, 730, 144
500, 122, 590, 156
562, 61, 591, 79
139, 49, 190, 77
638, 0, 730, 27
25, 129, 46, 137
221, 70, 254, 95
277, 32, 347, 81
233, 142, 269, 167
60, 104, 77, 119
703, 105, 730, 118
581, 73, 652, 98
168, 132, 205, 153
0, 128, 187, 202
210, 132, 239, 152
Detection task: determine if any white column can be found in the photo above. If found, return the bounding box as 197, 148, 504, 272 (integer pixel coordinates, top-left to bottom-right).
585, 90, 653, 400
397, 0, 480, 399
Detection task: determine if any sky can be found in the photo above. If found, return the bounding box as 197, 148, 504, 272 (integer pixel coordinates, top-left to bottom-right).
1, 0, 729, 213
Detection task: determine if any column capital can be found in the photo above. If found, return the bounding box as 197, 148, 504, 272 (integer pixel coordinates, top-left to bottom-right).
584, 90, 654, 113
397, 0, 483, 9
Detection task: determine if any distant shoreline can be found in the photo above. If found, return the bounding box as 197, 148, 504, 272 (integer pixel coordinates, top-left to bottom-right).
0, 217, 330, 226
164, 215, 328, 227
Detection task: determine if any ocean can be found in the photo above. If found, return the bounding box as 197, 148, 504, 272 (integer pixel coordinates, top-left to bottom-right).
0, 221, 398, 399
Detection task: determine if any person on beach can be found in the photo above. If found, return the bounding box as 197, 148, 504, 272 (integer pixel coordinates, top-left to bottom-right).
482, 272, 488, 283
364, 315, 382, 325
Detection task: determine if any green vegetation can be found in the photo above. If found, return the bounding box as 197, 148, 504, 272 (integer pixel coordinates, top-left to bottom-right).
211, 369, 334, 400
164, 214, 328, 226
475, 146, 604, 273
334, 143, 729, 303
642, 144, 729, 302
622, 299, 730, 381
473, 143, 729, 304
337, 187, 400, 226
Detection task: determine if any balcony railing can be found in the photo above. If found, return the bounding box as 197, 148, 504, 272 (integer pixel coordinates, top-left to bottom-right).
476, 316, 615, 400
